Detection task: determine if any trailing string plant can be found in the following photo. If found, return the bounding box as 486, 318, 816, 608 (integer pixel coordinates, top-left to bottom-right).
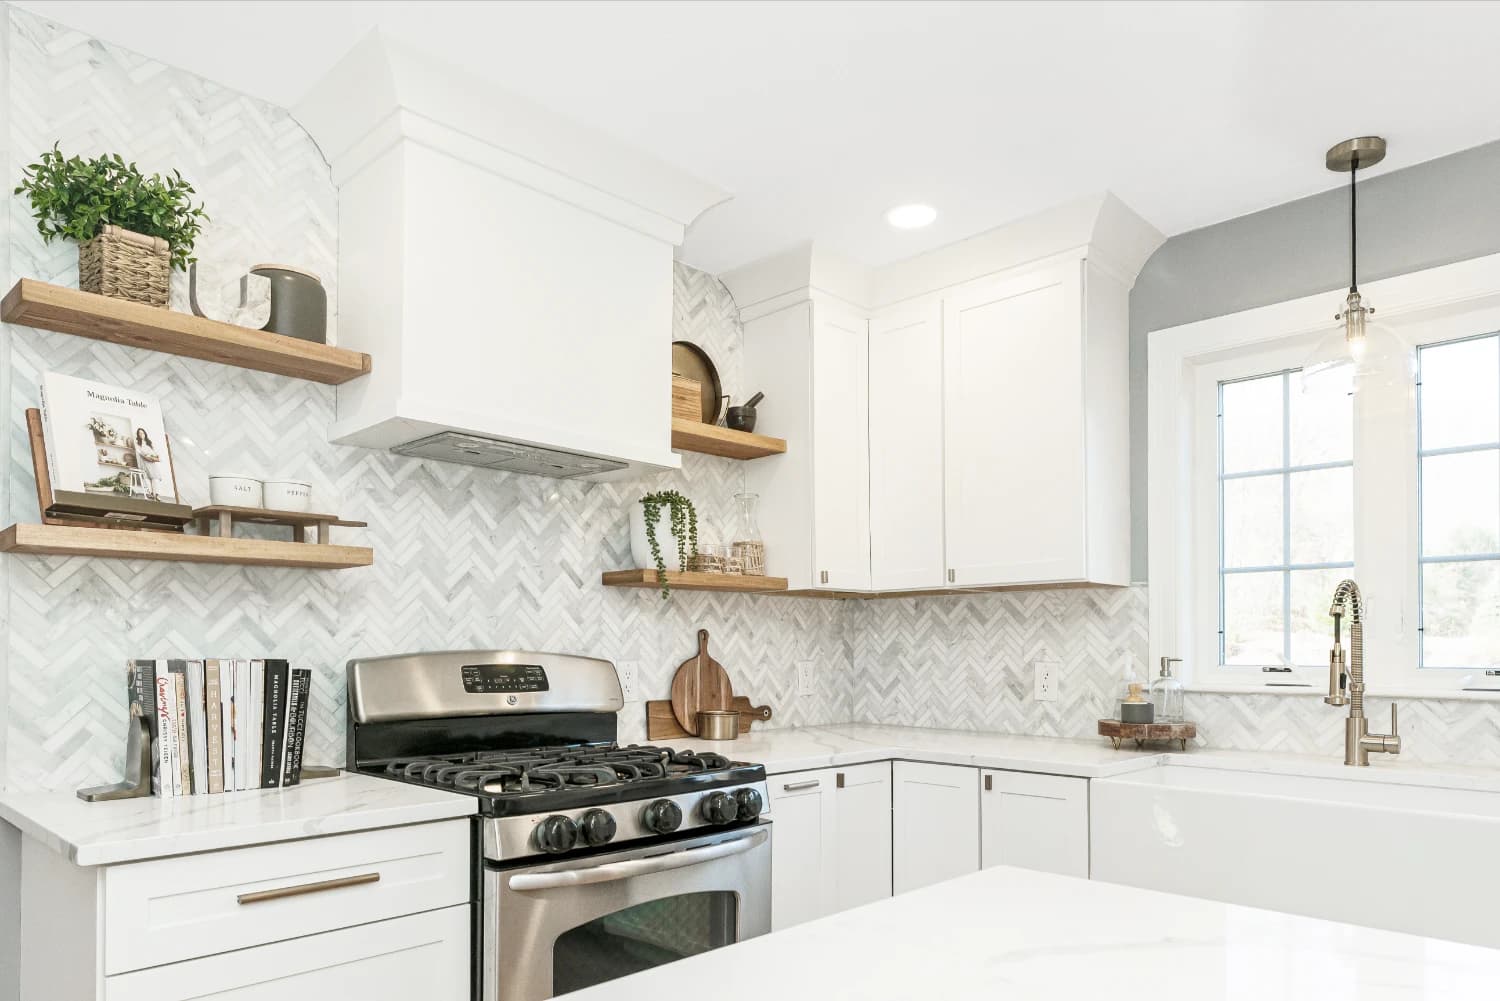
14, 144, 209, 270
640, 490, 698, 599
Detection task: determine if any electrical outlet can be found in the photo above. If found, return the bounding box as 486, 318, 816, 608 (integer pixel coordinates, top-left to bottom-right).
796, 660, 816, 697
1033, 660, 1059, 702
618, 661, 640, 702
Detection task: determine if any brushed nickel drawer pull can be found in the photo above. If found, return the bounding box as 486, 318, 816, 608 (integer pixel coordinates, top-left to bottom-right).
782, 779, 820, 791
236, 871, 380, 905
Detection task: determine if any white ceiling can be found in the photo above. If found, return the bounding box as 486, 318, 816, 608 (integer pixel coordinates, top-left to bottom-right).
15, 1, 1500, 274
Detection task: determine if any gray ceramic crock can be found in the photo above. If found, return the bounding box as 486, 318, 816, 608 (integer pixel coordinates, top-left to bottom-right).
252, 264, 327, 344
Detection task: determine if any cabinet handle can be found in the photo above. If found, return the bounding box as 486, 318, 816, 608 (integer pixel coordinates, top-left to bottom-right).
236, 871, 380, 905
836, 772, 845, 789
984, 774, 993, 792
782, 779, 820, 791
947, 569, 956, 583
820, 570, 829, 585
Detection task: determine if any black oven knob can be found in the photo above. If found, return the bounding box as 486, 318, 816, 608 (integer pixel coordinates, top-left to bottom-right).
701, 791, 739, 826
643, 799, 682, 834
579, 809, 617, 847
734, 788, 763, 821
536, 815, 579, 854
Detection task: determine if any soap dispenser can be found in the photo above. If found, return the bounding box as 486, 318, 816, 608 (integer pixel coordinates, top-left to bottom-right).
1151, 656, 1185, 723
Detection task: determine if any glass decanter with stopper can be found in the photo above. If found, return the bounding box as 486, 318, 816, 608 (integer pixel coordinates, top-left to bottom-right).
731, 492, 765, 576
1151, 656, 1185, 723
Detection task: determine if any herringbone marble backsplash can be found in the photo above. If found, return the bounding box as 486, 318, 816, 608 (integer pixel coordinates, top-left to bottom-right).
3, 8, 1500, 794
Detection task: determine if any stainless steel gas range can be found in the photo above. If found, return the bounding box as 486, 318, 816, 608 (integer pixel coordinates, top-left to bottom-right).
346, 650, 771, 1001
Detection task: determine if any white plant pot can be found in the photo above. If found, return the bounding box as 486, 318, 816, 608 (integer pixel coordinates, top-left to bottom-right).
629, 504, 686, 572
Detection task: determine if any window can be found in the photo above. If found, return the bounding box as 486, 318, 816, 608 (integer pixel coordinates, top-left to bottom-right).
1149, 253, 1500, 694
1218, 371, 1353, 670
1418, 333, 1500, 669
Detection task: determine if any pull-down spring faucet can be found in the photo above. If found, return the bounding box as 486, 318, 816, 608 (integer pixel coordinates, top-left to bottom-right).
1324, 579, 1401, 766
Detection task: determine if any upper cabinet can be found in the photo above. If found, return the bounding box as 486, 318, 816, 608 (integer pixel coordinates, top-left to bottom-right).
726, 195, 1161, 594
744, 295, 871, 592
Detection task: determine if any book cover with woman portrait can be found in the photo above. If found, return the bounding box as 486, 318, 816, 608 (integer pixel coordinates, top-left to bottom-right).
39, 371, 179, 503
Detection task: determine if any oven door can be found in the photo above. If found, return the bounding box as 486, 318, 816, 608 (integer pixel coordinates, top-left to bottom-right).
484, 824, 770, 1001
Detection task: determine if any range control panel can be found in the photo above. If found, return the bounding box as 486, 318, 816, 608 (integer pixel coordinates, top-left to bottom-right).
461, 663, 550, 694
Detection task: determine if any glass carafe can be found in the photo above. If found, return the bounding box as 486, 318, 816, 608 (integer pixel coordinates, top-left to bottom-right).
731, 493, 765, 576
1151, 656, 1185, 723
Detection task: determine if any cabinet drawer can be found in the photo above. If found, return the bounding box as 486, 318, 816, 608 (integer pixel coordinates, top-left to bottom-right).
103, 819, 470, 974
104, 904, 471, 1001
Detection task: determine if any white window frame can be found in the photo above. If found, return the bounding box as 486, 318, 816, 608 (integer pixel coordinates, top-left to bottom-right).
1149, 252, 1500, 696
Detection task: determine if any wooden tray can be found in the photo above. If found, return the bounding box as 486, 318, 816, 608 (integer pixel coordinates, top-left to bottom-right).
647, 697, 773, 741
1098, 719, 1197, 751
193, 505, 367, 545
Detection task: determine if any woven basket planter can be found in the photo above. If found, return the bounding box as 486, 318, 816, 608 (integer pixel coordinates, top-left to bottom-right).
78, 225, 171, 307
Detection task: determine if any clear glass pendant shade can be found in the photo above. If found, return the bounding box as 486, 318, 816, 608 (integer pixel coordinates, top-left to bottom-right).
1302, 291, 1413, 398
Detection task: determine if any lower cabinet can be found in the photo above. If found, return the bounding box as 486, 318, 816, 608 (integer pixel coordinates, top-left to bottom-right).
979, 769, 1089, 878
103, 906, 471, 1001
892, 761, 979, 894
768, 762, 893, 930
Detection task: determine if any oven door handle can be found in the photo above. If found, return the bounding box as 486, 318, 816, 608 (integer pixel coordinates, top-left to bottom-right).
507, 829, 768, 892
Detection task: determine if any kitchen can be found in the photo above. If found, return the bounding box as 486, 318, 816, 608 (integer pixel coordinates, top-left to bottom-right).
2, 2, 1500, 999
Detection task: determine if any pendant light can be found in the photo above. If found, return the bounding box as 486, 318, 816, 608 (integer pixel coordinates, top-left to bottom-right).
1302, 136, 1414, 396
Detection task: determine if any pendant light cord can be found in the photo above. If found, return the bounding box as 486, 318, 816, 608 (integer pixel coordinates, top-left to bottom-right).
1349, 160, 1358, 292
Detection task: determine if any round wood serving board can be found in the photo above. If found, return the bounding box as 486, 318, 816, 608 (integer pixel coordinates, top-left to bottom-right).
670, 629, 734, 735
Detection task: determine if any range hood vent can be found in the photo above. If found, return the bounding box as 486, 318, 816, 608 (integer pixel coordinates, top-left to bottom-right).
391, 432, 627, 478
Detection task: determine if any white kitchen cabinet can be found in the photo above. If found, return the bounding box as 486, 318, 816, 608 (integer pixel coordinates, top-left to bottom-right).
943, 259, 1128, 587
103, 906, 470, 1001
769, 762, 893, 929
745, 294, 871, 591
980, 769, 1089, 878
768, 768, 838, 930
868, 302, 946, 591
833, 762, 893, 910
892, 762, 979, 894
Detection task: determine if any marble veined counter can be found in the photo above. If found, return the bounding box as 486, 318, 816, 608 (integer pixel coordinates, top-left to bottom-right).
0, 772, 475, 865
566, 865, 1500, 1001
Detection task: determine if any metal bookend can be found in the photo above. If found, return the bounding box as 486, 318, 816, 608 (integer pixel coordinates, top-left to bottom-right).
78, 715, 154, 802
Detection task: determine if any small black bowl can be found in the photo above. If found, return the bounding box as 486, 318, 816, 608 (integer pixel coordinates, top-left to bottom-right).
726, 406, 757, 433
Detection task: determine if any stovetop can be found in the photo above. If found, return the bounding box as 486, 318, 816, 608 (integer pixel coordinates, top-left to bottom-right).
361, 741, 767, 817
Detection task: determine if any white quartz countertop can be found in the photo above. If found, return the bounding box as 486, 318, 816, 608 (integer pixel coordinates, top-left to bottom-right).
0, 772, 475, 866
689, 723, 1162, 777
567, 865, 1500, 1001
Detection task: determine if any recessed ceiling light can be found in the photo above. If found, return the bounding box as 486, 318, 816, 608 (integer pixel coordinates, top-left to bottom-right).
886, 203, 937, 229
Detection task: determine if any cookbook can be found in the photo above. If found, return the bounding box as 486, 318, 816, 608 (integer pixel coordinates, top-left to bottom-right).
38, 371, 178, 503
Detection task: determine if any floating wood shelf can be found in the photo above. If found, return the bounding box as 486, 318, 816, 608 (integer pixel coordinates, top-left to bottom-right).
670, 419, 786, 460
0, 523, 373, 569
602, 569, 789, 593
1, 279, 371, 385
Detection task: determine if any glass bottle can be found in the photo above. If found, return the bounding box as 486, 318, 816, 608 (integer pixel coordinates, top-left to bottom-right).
731, 493, 765, 576
1151, 656, 1185, 723
1117, 657, 1153, 723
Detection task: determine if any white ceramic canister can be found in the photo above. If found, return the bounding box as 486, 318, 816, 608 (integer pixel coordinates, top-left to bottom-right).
209, 474, 263, 508
263, 480, 313, 512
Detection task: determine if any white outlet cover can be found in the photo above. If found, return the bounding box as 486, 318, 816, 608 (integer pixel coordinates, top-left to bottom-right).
618, 661, 640, 703
796, 660, 816, 696
1033, 660, 1059, 702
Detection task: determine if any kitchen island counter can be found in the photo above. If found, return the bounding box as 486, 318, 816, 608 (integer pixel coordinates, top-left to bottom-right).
566, 864, 1500, 1000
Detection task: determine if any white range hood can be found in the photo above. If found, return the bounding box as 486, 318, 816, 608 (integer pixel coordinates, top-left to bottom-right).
295, 32, 729, 477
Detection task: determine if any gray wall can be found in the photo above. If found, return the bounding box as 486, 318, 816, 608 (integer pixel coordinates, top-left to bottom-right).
1129, 139, 1500, 580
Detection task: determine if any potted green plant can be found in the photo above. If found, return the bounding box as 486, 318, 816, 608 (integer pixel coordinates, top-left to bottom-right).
14, 144, 208, 308
629, 490, 698, 598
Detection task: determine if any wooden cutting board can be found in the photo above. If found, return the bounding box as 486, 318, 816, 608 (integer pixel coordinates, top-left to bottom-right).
647, 697, 773, 741
669, 628, 733, 735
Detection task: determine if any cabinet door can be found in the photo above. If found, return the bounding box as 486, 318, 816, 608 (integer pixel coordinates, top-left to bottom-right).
811, 300, 871, 590
892, 762, 979, 894
869, 301, 946, 590
105, 905, 470, 1001
942, 262, 1085, 585
768, 769, 838, 930
980, 770, 1089, 878
834, 762, 893, 910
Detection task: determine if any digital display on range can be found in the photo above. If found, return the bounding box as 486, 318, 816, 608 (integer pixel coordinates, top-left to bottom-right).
461, 663, 550, 694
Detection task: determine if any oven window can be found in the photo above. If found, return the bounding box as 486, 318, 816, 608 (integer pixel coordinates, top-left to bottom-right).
553, 891, 738, 995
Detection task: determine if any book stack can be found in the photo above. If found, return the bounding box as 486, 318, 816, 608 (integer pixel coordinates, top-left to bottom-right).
125, 659, 313, 797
